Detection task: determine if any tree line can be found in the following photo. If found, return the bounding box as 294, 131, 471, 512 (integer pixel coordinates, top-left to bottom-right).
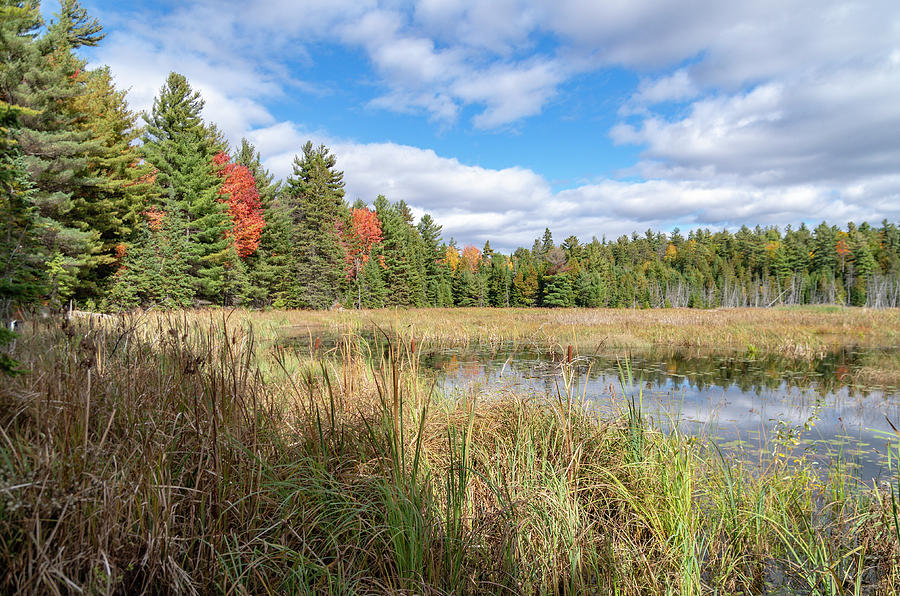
2, 0, 899, 319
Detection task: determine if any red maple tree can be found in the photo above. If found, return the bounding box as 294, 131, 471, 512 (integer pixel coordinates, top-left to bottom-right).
214, 152, 265, 258
339, 207, 384, 280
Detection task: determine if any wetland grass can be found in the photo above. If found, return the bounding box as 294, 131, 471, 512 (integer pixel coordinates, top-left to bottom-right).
216, 305, 900, 362
1, 311, 899, 594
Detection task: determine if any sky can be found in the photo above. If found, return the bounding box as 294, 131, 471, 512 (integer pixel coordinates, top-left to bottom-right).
61, 0, 900, 252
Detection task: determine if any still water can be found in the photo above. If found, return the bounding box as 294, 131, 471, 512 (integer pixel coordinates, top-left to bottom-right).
422, 346, 900, 482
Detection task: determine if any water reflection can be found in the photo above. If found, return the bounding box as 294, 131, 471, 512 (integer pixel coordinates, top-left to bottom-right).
423, 347, 900, 482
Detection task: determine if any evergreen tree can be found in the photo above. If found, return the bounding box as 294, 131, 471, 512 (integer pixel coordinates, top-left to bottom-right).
359, 250, 387, 308
878, 220, 900, 274
373, 195, 426, 307
418, 213, 451, 306
574, 270, 603, 307
107, 201, 193, 309
452, 267, 482, 306
235, 138, 279, 206
221, 243, 249, 306
0, 105, 44, 322
1, 0, 107, 304
258, 200, 296, 307
282, 141, 347, 309
70, 66, 153, 297
51, 0, 104, 49
0, 11, 46, 373
142, 72, 231, 303
811, 222, 838, 277
487, 253, 512, 307
542, 273, 574, 307
511, 264, 539, 306
142, 72, 229, 302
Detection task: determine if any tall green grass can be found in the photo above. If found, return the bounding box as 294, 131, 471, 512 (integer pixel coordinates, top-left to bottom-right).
0, 312, 897, 594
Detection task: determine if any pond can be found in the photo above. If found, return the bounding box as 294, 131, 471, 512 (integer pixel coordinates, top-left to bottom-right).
421, 345, 900, 483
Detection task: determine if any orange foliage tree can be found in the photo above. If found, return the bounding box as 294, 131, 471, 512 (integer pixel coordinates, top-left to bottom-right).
460, 244, 482, 272
835, 232, 851, 273
339, 207, 384, 280
214, 152, 265, 258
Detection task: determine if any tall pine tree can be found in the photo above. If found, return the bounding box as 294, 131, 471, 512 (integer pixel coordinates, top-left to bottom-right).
375, 195, 427, 307
141, 72, 229, 302
282, 141, 347, 309
70, 66, 154, 297
417, 213, 452, 306
1, 0, 107, 304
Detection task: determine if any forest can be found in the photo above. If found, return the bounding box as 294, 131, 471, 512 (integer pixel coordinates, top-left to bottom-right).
3, 0, 900, 320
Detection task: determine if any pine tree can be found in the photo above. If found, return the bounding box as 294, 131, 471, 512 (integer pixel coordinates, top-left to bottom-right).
1, 0, 107, 304
221, 243, 249, 306
396, 200, 428, 306
542, 273, 574, 307
236, 138, 278, 204
259, 201, 296, 307
52, 0, 104, 48
142, 72, 229, 302
511, 264, 539, 306
878, 220, 900, 274
487, 253, 512, 307
0, 104, 45, 321
359, 250, 387, 308
375, 195, 426, 307
107, 201, 193, 309
283, 141, 347, 309
0, 95, 43, 373
418, 213, 452, 306
574, 270, 603, 307
70, 66, 154, 297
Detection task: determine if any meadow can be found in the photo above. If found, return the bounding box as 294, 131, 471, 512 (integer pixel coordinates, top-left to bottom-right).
235, 305, 900, 352
1, 307, 900, 594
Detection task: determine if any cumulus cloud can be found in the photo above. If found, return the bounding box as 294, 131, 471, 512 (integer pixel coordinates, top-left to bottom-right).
251, 134, 900, 252
414, 0, 538, 54
615, 56, 900, 187
604, 0, 900, 193
453, 59, 564, 128
79, 0, 900, 251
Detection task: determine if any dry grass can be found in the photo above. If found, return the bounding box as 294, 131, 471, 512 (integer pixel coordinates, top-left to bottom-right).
213, 306, 900, 355
1, 310, 899, 594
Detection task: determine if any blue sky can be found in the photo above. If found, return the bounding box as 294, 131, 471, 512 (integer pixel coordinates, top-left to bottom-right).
59, 0, 900, 251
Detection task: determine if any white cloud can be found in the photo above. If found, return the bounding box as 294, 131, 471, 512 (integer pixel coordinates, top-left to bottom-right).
614, 55, 900, 187
80, 0, 900, 252
453, 59, 564, 128
414, 0, 538, 54
631, 69, 699, 106
252, 133, 900, 251
91, 23, 285, 142
334, 5, 567, 127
